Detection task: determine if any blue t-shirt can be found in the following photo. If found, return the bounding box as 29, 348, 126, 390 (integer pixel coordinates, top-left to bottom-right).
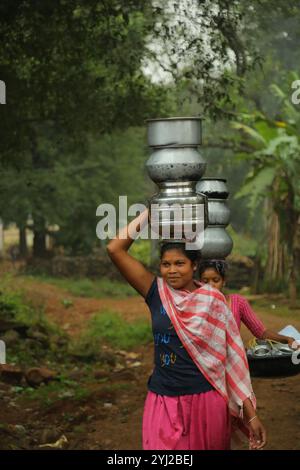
145, 277, 214, 396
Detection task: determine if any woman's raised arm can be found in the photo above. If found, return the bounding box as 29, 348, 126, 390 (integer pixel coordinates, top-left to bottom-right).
106, 209, 155, 298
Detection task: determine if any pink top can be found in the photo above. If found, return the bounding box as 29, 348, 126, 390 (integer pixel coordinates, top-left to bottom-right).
228, 294, 266, 339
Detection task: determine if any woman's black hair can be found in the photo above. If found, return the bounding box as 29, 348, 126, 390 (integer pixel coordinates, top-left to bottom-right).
160, 242, 199, 264
198, 259, 227, 279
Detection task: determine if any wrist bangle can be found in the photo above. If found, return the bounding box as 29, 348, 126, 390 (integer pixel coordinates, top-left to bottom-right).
247, 415, 258, 424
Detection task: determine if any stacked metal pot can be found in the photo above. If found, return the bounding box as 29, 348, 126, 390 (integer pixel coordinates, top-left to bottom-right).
146, 117, 208, 240
195, 178, 233, 259
145, 117, 233, 259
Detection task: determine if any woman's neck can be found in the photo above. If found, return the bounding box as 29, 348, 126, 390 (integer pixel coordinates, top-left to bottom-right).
185, 279, 198, 292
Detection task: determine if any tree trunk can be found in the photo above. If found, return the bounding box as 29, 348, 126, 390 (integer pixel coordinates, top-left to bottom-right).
289, 213, 300, 308
19, 226, 28, 258
33, 230, 47, 257
251, 252, 261, 294
289, 261, 298, 308
33, 216, 47, 258
31, 133, 48, 258
283, 180, 299, 307
0, 219, 4, 256
265, 208, 286, 290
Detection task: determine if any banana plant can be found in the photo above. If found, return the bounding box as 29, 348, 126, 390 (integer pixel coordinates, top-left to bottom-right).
233, 80, 300, 303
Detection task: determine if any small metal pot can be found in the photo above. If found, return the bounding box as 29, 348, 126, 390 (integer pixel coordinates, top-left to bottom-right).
146, 147, 206, 183
196, 177, 229, 199
147, 117, 202, 147
252, 345, 272, 357
207, 199, 230, 226
200, 226, 233, 259
273, 344, 292, 355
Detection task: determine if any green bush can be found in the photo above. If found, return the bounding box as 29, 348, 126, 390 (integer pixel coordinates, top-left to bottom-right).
0, 289, 43, 327
129, 240, 151, 266
0, 282, 67, 364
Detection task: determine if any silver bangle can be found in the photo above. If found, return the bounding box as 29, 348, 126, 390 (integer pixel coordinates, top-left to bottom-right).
248, 415, 258, 424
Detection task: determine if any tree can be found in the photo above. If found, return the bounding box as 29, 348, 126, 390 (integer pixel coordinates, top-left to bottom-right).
145, 0, 300, 118
144, 0, 260, 118
0, 0, 171, 256
233, 79, 300, 303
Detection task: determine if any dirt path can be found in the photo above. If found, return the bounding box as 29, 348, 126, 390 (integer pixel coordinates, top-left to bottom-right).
1, 275, 300, 450
12, 277, 151, 335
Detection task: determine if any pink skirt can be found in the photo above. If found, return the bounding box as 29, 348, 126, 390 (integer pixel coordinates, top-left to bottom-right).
142, 390, 231, 450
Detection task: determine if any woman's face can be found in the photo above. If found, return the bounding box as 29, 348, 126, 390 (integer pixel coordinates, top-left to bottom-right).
160, 249, 196, 289
200, 268, 225, 291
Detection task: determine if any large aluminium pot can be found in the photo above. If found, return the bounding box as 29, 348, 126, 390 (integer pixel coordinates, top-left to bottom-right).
148, 181, 208, 240
247, 353, 300, 378
200, 225, 233, 259
196, 177, 229, 199
146, 147, 206, 183
147, 117, 202, 147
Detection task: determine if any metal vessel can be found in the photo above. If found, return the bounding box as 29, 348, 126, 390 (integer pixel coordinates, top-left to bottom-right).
196, 177, 232, 258
199, 226, 233, 259
206, 199, 230, 226
148, 182, 208, 240
146, 117, 207, 241
196, 177, 229, 199
147, 117, 202, 147
146, 147, 206, 183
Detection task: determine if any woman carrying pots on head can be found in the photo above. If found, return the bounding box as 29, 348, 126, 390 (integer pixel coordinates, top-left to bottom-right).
107, 209, 267, 451
198, 260, 298, 348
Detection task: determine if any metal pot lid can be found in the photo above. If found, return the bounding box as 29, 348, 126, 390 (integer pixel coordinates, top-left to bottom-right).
146, 116, 204, 122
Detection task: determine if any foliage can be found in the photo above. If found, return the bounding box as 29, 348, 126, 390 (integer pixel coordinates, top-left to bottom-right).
76, 310, 152, 351
0, 286, 45, 328
227, 226, 258, 258
1, 0, 300, 262
29, 275, 137, 298
129, 239, 151, 266
145, 0, 261, 118
233, 84, 300, 220
0, 0, 172, 256
230, 78, 300, 296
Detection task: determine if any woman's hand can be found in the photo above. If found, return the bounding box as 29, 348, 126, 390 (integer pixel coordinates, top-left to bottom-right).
248, 416, 267, 450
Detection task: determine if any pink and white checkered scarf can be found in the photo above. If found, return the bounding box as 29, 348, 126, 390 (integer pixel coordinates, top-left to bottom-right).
157, 277, 256, 421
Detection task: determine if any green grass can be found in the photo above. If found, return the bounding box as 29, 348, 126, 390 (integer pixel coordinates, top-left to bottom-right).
0, 288, 40, 326
19, 371, 135, 409
0, 286, 61, 335
26, 275, 137, 298
21, 378, 91, 407
74, 310, 152, 352
249, 297, 300, 321
0, 279, 69, 365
